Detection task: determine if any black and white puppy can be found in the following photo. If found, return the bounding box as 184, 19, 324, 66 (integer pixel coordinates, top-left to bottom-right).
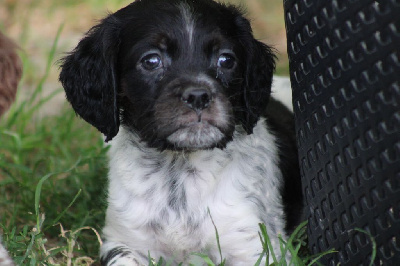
59, 0, 303, 264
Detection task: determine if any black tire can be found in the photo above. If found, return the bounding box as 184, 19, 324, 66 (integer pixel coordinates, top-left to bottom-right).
283, 0, 400, 265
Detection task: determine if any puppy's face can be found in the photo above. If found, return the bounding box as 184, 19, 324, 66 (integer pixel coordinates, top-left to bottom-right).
118, 3, 245, 149
60, 0, 275, 150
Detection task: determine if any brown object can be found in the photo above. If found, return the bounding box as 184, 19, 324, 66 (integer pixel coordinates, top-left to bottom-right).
0, 31, 22, 116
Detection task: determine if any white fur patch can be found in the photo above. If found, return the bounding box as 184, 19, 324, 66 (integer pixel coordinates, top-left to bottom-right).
166, 122, 224, 149
101, 119, 287, 265
179, 3, 195, 47
271, 76, 293, 111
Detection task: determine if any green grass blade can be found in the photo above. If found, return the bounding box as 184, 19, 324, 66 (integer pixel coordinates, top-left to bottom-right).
20, 229, 37, 263
354, 228, 377, 266
34, 173, 55, 223
45, 189, 82, 231
258, 223, 278, 264
285, 221, 308, 265
27, 24, 64, 107
207, 208, 224, 265
34, 158, 81, 229
307, 249, 336, 266
4, 94, 28, 128
278, 234, 288, 265
191, 253, 215, 266
254, 250, 266, 266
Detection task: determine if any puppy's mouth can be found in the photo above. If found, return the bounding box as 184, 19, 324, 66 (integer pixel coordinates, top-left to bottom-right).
166, 119, 225, 150
152, 103, 234, 150
159, 91, 234, 150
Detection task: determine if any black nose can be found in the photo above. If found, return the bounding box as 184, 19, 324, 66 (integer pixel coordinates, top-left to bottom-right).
181, 88, 212, 112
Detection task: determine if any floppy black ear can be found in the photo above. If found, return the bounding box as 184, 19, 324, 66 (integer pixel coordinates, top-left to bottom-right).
242, 40, 275, 133
59, 16, 121, 142
234, 15, 276, 134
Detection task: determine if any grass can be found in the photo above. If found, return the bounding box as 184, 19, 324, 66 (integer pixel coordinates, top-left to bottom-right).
145, 220, 335, 265
0, 27, 109, 264
1, 0, 295, 265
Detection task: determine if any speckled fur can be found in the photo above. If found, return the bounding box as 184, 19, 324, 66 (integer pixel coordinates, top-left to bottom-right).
102, 119, 286, 265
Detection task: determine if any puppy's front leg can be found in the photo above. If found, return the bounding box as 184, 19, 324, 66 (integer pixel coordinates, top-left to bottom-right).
100, 242, 149, 266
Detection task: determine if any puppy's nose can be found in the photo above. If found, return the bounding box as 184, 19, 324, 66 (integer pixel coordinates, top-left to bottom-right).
181, 88, 212, 112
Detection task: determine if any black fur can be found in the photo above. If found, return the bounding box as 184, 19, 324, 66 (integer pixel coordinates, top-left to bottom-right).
100, 247, 130, 265
265, 98, 304, 233
59, 17, 122, 141
59, 0, 275, 147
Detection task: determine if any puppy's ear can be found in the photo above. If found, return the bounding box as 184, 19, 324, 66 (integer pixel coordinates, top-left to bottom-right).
59, 17, 120, 142
235, 16, 276, 134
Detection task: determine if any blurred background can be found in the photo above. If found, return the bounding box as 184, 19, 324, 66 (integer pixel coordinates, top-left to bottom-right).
0, 0, 288, 117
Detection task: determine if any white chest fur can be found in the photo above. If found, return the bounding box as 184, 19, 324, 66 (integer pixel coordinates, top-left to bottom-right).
101, 119, 286, 264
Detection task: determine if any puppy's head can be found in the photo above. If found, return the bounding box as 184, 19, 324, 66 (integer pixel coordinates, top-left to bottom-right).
0, 32, 22, 117
59, 0, 275, 150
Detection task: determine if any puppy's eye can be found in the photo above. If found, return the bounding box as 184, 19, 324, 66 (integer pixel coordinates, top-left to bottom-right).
217, 54, 235, 69
141, 54, 163, 70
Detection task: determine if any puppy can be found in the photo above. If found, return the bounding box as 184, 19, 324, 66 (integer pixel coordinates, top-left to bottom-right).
59, 0, 303, 264
0, 31, 22, 117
